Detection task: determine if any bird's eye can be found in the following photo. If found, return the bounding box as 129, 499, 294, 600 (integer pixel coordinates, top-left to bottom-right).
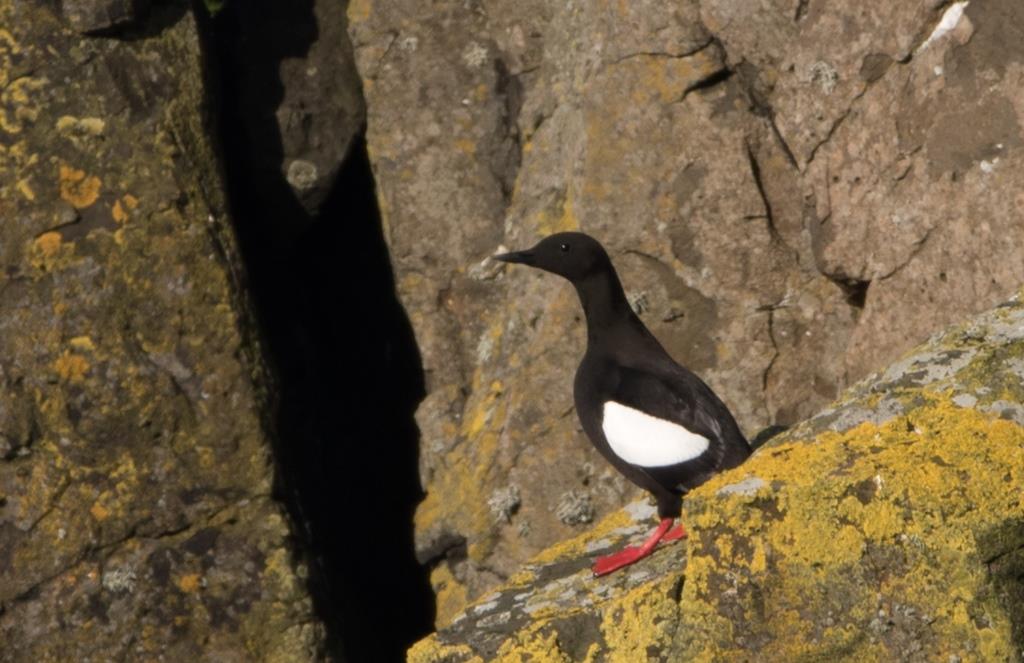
560, 243, 570, 252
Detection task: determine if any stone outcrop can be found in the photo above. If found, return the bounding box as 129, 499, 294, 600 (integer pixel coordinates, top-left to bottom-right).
409, 290, 1024, 661
224, 0, 365, 218
0, 2, 322, 659
348, 0, 1024, 620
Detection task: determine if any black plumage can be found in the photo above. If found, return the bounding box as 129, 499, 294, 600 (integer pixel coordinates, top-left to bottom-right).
495, 232, 751, 575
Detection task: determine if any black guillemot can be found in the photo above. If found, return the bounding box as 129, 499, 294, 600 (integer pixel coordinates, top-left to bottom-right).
495, 232, 752, 576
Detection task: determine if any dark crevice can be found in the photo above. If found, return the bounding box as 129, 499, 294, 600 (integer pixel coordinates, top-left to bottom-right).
491, 57, 524, 206
199, 2, 435, 661
681, 66, 734, 101
794, 0, 810, 22
832, 277, 871, 308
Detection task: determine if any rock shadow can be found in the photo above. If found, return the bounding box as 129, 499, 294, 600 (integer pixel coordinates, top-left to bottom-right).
200, 2, 435, 659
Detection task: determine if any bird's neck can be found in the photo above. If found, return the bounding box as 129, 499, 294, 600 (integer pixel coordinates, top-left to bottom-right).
574, 269, 640, 347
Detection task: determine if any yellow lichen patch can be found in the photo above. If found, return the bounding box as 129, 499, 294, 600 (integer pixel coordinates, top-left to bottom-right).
347, 0, 371, 23
55, 115, 105, 136
176, 573, 202, 593
58, 163, 102, 208
493, 622, 571, 663
599, 574, 680, 662
112, 199, 128, 223
34, 231, 61, 256
414, 377, 509, 611
1, 75, 45, 134
16, 177, 34, 200
69, 336, 95, 352
52, 350, 89, 383
454, 137, 476, 155
680, 393, 1024, 660
89, 502, 110, 521
407, 638, 479, 663
535, 189, 579, 235
431, 564, 469, 628
530, 507, 636, 566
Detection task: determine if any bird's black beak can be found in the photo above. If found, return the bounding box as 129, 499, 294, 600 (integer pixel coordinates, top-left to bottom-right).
493, 250, 535, 266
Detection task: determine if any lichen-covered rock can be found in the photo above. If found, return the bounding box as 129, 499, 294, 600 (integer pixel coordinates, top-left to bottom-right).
348, 0, 1024, 620
409, 291, 1024, 661
61, 0, 149, 35
0, 2, 321, 660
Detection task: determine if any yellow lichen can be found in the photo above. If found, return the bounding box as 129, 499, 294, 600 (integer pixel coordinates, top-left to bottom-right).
58, 163, 102, 208
16, 177, 34, 200
52, 350, 89, 383
112, 199, 127, 223
493, 622, 571, 663
430, 564, 469, 628
176, 573, 202, 593
33, 231, 62, 258
411, 390, 1023, 662
599, 574, 680, 662
347, 0, 371, 23
407, 638, 479, 663
680, 393, 1024, 660
89, 502, 110, 521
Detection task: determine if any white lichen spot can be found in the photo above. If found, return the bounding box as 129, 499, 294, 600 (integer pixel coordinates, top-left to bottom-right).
286, 159, 319, 192
488, 485, 521, 523
476, 332, 495, 364
717, 476, 767, 497
102, 566, 137, 594
952, 393, 978, 409
873, 474, 884, 492
584, 537, 615, 553
919, 2, 968, 52
461, 41, 489, 68
399, 36, 419, 52
471, 245, 510, 281
555, 489, 594, 525
934, 65, 944, 76
624, 499, 657, 521
980, 158, 998, 174
629, 292, 650, 315
57, 527, 67, 540
473, 598, 499, 614
807, 61, 838, 95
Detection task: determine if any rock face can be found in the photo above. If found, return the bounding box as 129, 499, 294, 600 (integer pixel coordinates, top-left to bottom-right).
348, 0, 1024, 619
0, 3, 321, 660
410, 291, 1024, 661
225, 0, 365, 218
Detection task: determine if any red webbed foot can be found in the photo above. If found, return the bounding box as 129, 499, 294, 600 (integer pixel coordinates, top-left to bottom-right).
592, 517, 687, 577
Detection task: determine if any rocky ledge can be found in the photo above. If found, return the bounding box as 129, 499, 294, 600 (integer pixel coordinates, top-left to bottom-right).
410, 290, 1024, 661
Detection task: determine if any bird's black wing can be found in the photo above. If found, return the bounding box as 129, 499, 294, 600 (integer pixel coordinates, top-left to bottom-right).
609, 364, 748, 493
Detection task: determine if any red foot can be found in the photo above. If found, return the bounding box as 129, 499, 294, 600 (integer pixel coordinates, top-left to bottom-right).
662, 523, 687, 543
592, 518, 687, 577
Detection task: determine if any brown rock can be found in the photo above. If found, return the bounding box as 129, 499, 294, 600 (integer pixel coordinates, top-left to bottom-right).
226, 0, 365, 218
348, 0, 1024, 620
61, 0, 149, 34
0, 2, 321, 659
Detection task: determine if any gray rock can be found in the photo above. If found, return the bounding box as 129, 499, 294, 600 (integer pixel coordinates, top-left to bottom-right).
349, 0, 1024, 621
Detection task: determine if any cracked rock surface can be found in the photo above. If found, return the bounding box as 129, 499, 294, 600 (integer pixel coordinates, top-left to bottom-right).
348, 0, 1024, 620
0, 2, 321, 660
410, 290, 1024, 661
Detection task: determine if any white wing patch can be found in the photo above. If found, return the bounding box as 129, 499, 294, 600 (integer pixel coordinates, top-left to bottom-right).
601, 401, 710, 467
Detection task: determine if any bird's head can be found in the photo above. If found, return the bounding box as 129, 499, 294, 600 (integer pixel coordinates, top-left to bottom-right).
493, 232, 611, 282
